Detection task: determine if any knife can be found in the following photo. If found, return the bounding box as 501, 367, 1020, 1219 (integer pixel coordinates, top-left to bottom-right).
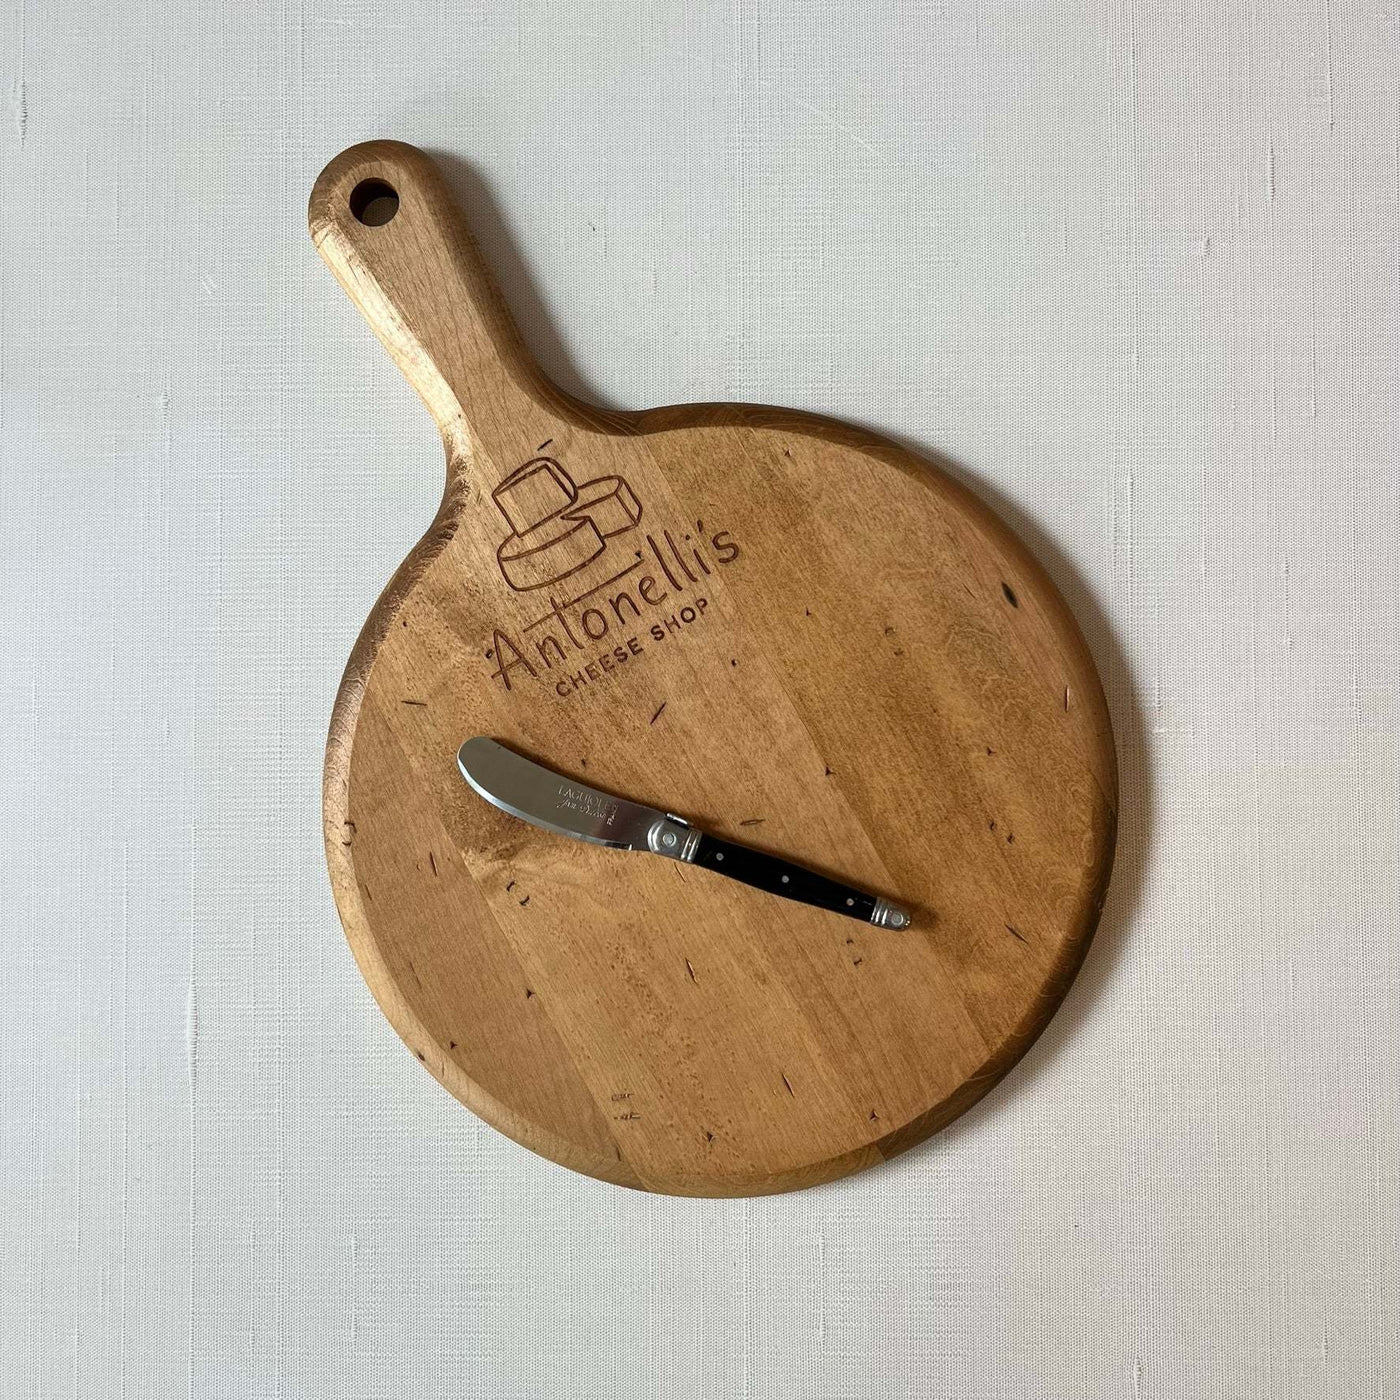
457, 737, 911, 930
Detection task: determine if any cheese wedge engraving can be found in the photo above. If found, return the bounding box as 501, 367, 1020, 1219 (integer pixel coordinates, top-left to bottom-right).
494, 458, 576, 537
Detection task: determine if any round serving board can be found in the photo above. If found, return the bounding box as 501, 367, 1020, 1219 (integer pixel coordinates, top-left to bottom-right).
311, 142, 1117, 1196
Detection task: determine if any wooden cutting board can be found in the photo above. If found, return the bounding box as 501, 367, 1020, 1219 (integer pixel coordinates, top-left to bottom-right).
311, 141, 1117, 1196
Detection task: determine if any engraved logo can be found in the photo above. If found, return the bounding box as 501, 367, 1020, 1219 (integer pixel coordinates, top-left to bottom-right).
493, 455, 643, 594
555, 783, 619, 827
483, 450, 743, 699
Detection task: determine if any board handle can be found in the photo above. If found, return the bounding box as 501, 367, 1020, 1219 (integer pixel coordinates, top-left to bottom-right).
309, 141, 573, 479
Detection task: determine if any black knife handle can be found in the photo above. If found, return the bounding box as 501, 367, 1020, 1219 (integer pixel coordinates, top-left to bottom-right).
690, 832, 900, 926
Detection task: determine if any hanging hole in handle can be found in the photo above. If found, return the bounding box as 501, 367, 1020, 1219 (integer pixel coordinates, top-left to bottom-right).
349, 178, 399, 227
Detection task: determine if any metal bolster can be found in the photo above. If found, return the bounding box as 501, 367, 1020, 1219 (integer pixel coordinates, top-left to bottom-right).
647, 814, 701, 863
870, 898, 912, 931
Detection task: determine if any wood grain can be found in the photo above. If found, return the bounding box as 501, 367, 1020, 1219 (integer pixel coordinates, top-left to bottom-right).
310, 141, 1117, 1196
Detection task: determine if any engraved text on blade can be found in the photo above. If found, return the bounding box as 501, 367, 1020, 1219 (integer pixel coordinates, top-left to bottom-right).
555, 783, 619, 827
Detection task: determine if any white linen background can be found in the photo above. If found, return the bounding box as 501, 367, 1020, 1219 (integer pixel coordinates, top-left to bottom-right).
2, 0, 1396, 1395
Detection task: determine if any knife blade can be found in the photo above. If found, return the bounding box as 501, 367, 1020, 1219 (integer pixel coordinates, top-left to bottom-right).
457, 737, 911, 930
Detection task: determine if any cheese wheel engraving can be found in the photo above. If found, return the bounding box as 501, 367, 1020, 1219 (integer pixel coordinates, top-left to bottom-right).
563, 476, 642, 537
496, 515, 605, 591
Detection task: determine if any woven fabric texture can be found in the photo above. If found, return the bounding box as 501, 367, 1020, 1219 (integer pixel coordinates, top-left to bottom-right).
1, 1, 1396, 1395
